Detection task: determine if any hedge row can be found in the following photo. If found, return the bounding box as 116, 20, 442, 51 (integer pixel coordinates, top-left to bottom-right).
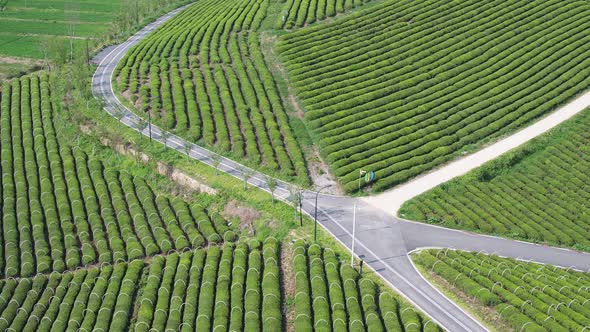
0, 261, 143, 331
404, 109, 590, 248
0, 73, 231, 277
279, 0, 590, 192
277, 0, 368, 29
293, 241, 441, 331
115, 0, 309, 180
414, 249, 590, 331
134, 241, 280, 331
262, 238, 282, 330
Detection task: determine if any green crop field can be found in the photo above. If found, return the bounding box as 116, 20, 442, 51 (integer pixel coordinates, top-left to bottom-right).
414, 249, 590, 332
401, 109, 590, 250
293, 240, 440, 331
4, 0, 119, 12
134, 240, 281, 331
115, 0, 308, 180
278, 0, 590, 193
0, 0, 191, 60
0, 0, 121, 58
3, 0, 588, 330
0, 241, 278, 331
0, 259, 145, 331
0, 74, 236, 277
0, 69, 436, 330
277, 0, 370, 29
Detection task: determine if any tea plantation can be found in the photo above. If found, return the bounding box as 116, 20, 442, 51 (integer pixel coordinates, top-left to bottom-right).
115, 0, 308, 179
1, 0, 589, 330
293, 240, 441, 332
414, 249, 590, 331
279, 0, 590, 193
0, 70, 440, 330
401, 109, 590, 250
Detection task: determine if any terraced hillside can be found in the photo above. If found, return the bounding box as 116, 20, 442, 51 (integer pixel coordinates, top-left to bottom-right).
293, 240, 441, 331
279, 0, 590, 193
414, 249, 590, 331
0, 74, 233, 278
115, 0, 308, 180
401, 109, 590, 250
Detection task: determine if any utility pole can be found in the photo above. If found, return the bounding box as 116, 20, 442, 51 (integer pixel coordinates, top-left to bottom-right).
299, 189, 304, 227
351, 203, 357, 267
313, 185, 330, 242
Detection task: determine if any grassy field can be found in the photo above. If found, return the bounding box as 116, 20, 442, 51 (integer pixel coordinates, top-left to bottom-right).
0, 0, 121, 58
401, 109, 590, 250
0, 59, 39, 81
278, 0, 590, 193
115, 0, 309, 183
414, 249, 590, 332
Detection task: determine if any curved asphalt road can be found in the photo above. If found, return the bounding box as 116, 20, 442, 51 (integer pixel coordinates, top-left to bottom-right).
92, 5, 590, 331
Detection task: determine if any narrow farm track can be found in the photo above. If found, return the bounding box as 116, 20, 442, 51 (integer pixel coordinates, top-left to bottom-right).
363, 90, 590, 215
92, 5, 590, 332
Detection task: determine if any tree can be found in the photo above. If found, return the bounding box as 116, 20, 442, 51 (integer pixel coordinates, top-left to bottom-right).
183, 143, 192, 160
288, 185, 299, 220
136, 118, 148, 142
113, 107, 126, 121
161, 130, 172, 150
210, 154, 222, 176
266, 176, 278, 204
65, 2, 80, 64
39, 38, 67, 71
240, 166, 256, 191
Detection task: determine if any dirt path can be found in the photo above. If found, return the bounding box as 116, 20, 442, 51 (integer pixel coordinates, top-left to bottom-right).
280, 241, 296, 332
363, 89, 590, 215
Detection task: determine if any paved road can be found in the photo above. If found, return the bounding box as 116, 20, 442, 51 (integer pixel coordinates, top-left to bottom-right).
92, 5, 590, 331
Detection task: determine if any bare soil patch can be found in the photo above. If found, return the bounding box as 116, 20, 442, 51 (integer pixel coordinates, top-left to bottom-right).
308, 146, 342, 194
223, 200, 260, 234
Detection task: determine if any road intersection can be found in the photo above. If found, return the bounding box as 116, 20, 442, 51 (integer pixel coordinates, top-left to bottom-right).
92, 6, 590, 331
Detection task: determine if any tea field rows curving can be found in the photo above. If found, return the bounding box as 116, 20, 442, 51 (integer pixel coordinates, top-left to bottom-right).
115, 0, 308, 180
277, 0, 371, 29
279, 0, 590, 193
401, 109, 590, 250
414, 249, 590, 331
